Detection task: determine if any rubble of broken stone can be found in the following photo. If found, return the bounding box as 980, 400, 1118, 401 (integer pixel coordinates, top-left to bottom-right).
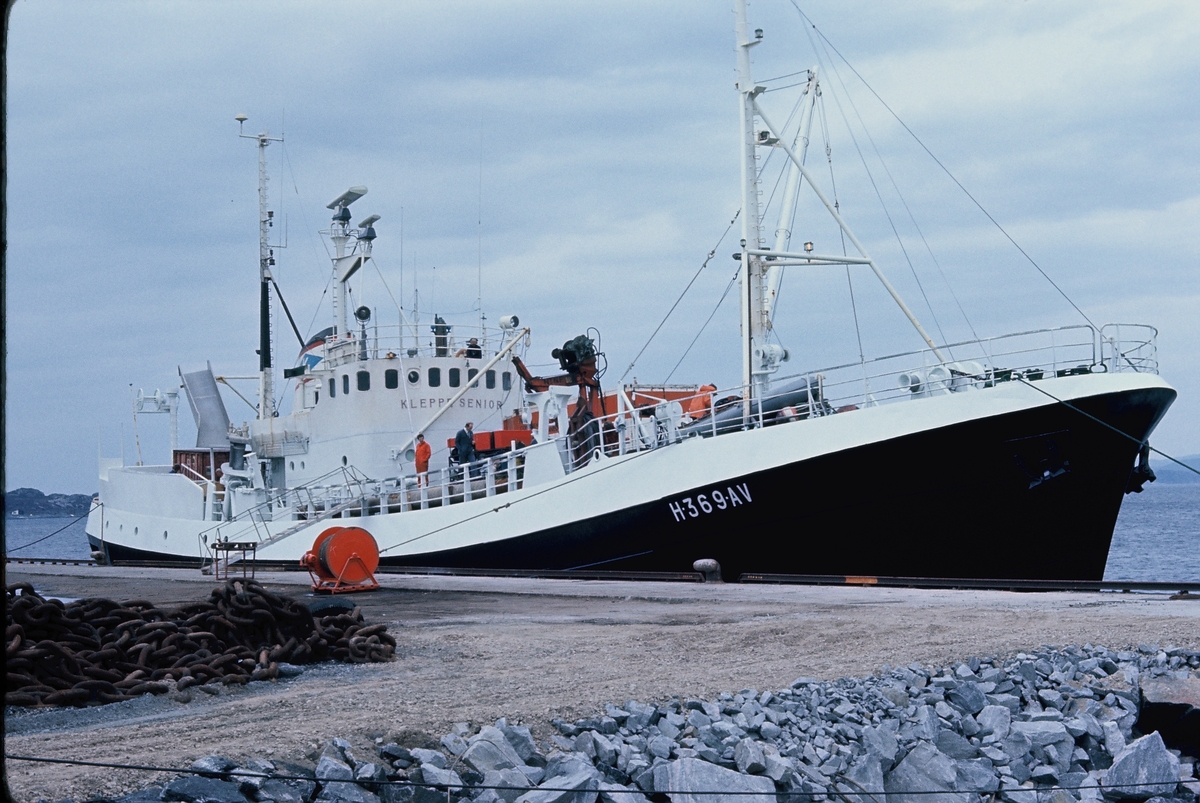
65, 643, 1199, 803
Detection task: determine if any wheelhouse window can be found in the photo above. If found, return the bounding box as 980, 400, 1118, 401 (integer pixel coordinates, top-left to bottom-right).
467, 368, 479, 386
357, 371, 370, 391
449, 368, 461, 388
486, 370, 496, 389
342, 375, 350, 395
428, 367, 441, 387
502, 371, 512, 391
385, 369, 399, 389
329, 379, 336, 398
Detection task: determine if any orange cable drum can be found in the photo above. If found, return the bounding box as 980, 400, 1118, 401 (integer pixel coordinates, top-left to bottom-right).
315, 526, 379, 585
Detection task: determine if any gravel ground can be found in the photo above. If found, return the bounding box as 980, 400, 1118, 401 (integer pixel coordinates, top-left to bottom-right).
5, 565, 1199, 802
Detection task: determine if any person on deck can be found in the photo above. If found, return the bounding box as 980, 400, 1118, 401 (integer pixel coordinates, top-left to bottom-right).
456, 337, 483, 359
414, 433, 431, 486
455, 422, 476, 476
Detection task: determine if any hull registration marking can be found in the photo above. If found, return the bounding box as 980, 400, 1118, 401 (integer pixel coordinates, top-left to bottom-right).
668, 483, 752, 522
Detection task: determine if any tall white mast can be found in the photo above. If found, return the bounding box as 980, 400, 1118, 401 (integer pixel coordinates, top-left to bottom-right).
735, 0, 768, 426
237, 115, 283, 421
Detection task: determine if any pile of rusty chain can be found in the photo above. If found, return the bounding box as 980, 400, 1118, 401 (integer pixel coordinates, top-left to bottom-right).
5, 579, 395, 708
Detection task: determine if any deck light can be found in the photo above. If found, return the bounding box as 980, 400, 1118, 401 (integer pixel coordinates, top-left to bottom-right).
804, 242, 814, 252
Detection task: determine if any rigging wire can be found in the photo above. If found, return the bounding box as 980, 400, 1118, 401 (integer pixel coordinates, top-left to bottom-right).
663, 266, 742, 384
811, 32, 984, 354
618, 211, 740, 384
804, 27, 952, 355
789, 2, 1100, 332
813, 79, 869, 389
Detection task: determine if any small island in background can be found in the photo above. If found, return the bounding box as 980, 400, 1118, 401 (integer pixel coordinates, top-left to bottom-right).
5, 487, 95, 518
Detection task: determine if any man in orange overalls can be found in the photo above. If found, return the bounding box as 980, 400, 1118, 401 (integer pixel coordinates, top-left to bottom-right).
414, 433, 431, 486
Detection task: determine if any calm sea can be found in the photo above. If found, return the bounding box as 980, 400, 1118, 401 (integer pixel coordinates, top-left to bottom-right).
4, 485, 1198, 581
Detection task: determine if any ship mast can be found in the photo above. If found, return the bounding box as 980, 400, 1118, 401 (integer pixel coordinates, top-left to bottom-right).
735, 0, 767, 428
237, 115, 283, 421
732, 0, 946, 421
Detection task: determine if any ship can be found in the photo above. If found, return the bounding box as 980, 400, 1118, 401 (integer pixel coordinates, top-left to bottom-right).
86, 1, 1175, 582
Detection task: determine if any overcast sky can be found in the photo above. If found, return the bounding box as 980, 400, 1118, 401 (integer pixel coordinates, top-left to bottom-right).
6, 0, 1199, 494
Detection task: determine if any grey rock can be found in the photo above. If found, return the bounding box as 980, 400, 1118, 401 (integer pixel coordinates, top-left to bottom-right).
256, 780, 307, 803
575, 731, 616, 767
483, 768, 533, 803
1102, 720, 1126, 757
1102, 732, 1180, 799
656, 719, 681, 740
315, 757, 355, 784
441, 734, 469, 756
841, 756, 884, 803
997, 777, 1037, 803
518, 766, 546, 785
1040, 791, 1076, 803
1010, 721, 1068, 747
192, 756, 240, 778
653, 757, 775, 803
163, 775, 250, 803
861, 725, 899, 768
884, 742, 967, 803
953, 759, 998, 794
409, 750, 446, 770
354, 764, 388, 787
734, 739, 766, 774
113, 787, 165, 803
418, 765, 464, 789
647, 736, 673, 760
502, 725, 547, 768
686, 709, 711, 730
515, 769, 600, 803
315, 782, 380, 803
463, 727, 527, 774
758, 721, 781, 741
544, 754, 600, 782
935, 731, 978, 760
378, 746, 412, 764
763, 753, 793, 783
597, 782, 648, 803
277, 663, 304, 677
912, 705, 941, 741
977, 705, 1012, 740
947, 683, 988, 715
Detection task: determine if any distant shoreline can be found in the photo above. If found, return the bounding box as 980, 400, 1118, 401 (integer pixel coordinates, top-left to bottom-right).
4, 488, 94, 519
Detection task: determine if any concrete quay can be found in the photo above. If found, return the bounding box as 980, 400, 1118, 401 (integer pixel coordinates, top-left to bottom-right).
5, 563, 1199, 802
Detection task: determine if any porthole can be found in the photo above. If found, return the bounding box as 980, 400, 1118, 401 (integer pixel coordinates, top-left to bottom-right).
342, 456, 348, 466
314, 391, 319, 404
357, 370, 370, 391
502, 371, 512, 391
119, 524, 123, 532
467, 368, 479, 386
385, 369, 399, 389
329, 379, 336, 398
300, 461, 305, 469
449, 368, 461, 388
163, 531, 169, 540
429, 367, 441, 387
134, 527, 139, 536
290, 461, 295, 470
342, 375, 350, 395
407, 369, 420, 385
105, 520, 110, 528
486, 370, 496, 389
